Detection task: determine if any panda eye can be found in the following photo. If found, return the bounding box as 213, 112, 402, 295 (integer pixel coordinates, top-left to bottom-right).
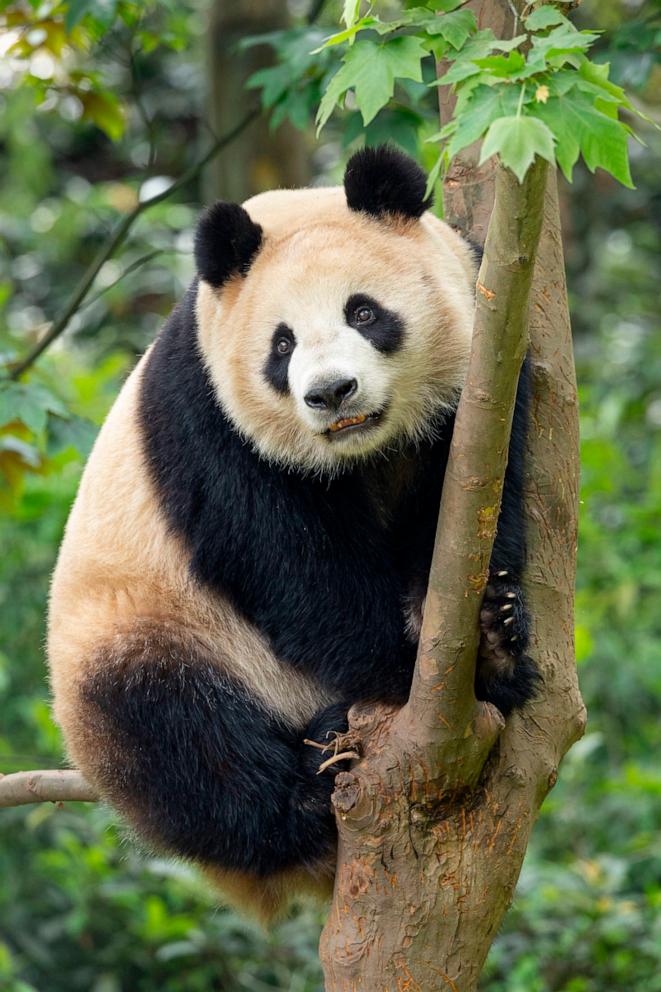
355, 306, 376, 325
354, 307, 376, 324
276, 337, 292, 356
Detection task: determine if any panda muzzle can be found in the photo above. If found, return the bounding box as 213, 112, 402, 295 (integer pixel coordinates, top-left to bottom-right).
325, 411, 383, 437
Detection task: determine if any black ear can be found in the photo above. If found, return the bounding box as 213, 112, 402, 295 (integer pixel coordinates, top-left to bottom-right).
194, 202, 263, 287
344, 145, 433, 221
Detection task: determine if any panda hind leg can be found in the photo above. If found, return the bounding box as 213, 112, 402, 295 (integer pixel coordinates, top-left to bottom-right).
71, 627, 340, 902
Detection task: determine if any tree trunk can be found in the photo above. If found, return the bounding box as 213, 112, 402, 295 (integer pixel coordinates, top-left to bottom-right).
206, 0, 311, 202
319, 4, 585, 988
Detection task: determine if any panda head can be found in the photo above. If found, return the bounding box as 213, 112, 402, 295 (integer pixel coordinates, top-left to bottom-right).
194, 146, 477, 475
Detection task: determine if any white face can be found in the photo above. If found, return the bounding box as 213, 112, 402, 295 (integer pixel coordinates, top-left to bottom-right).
197, 205, 476, 475
271, 287, 407, 457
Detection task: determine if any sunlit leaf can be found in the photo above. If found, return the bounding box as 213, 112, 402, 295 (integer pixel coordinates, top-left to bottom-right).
524, 7, 571, 31
317, 36, 426, 130
480, 114, 556, 182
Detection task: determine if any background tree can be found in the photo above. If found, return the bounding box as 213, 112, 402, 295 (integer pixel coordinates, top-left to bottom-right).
206, 0, 311, 201
0, 1, 660, 990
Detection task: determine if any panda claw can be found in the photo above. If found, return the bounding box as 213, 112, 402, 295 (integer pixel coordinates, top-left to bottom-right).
316, 750, 360, 774
500, 603, 513, 613
497, 570, 509, 577
303, 738, 327, 751
503, 616, 514, 626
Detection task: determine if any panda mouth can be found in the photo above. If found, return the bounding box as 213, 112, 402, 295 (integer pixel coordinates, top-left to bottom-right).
324, 410, 383, 439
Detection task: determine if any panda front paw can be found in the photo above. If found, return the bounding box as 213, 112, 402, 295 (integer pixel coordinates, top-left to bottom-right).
303, 703, 359, 776
475, 571, 539, 716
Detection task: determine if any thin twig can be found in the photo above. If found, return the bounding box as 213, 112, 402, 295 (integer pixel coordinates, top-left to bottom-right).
129, 43, 158, 171
6, 108, 259, 381
81, 248, 182, 312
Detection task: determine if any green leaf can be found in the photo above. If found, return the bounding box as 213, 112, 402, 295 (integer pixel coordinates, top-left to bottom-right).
532, 98, 579, 181
317, 36, 426, 130
46, 414, 97, 458
446, 84, 521, 158
317, 63, 352, 131
315, 15, 414, 51
435, 59, 482, 86
423, 150, 445, 203
532, 25, 600, 59
425, 10, 477, 50
579, 59, 632, 109
342, 0, 361, 29
425, 0, 465, 11
524, 7, 570, 31
315, 16, 377, 50
474, 51, 525, 77
535, 88, 634, 187
0, 383, 68, 437
246, 61, 310, 111
479, 115, 556, 182
432, 31, 526, 85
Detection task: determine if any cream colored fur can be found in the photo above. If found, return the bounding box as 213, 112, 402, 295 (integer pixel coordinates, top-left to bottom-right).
197, 187, 477, 475
48, 183, 476, 922
48, 362, 334, 922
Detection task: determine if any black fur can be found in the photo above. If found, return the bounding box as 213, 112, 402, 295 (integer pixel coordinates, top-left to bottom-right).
263, 323, 295, 395
81, 648, 340, 875
194, 202, 263, 287
489, 357, 530, 580
140, 284, 416, 705
139, 285, 533, 708
128, 281, 535, 878
344, 293, 405, 354
344, 145, 432, 220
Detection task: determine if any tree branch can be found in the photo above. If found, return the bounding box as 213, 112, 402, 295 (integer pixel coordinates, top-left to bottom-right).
6, 108, 260, 382
0, 770, 97, 808
401, 158, 548, 775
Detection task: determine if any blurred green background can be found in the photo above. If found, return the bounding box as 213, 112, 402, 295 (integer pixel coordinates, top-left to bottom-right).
0, 1, 659, 990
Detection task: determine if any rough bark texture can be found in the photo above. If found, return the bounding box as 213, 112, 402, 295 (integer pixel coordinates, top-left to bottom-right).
206, 0, 311, 201
319, 5, 584, 984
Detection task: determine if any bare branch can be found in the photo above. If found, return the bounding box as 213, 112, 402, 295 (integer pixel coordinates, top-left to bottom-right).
0, 770, 97, 808
6, 108, 260, 382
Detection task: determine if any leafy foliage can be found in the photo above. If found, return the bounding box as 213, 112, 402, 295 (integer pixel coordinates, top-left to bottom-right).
245, 1, 646, 196
1, 0, 660, 989
0, 1, 192, 141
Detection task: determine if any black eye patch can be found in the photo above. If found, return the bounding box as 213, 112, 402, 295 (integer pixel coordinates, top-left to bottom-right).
263, 323, 296, 395
344, 294, 405, 354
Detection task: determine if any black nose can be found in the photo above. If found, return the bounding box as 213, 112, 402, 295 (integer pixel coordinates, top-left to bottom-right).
304, 377, 358, 411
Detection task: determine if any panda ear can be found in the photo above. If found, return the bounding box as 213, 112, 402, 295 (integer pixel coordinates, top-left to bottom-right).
344, 145, 433, 221
194, 202, 263, 287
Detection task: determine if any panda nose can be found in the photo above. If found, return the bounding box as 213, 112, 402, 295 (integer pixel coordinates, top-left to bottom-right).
304, 377, 358, 412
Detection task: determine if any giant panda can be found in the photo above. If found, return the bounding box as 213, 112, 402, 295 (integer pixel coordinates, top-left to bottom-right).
48, 145, 537, 922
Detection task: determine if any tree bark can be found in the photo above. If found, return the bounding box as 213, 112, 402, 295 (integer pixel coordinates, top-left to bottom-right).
0, 770, 97, 807
319, 5, 585, 987
205, 0, 311, 202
